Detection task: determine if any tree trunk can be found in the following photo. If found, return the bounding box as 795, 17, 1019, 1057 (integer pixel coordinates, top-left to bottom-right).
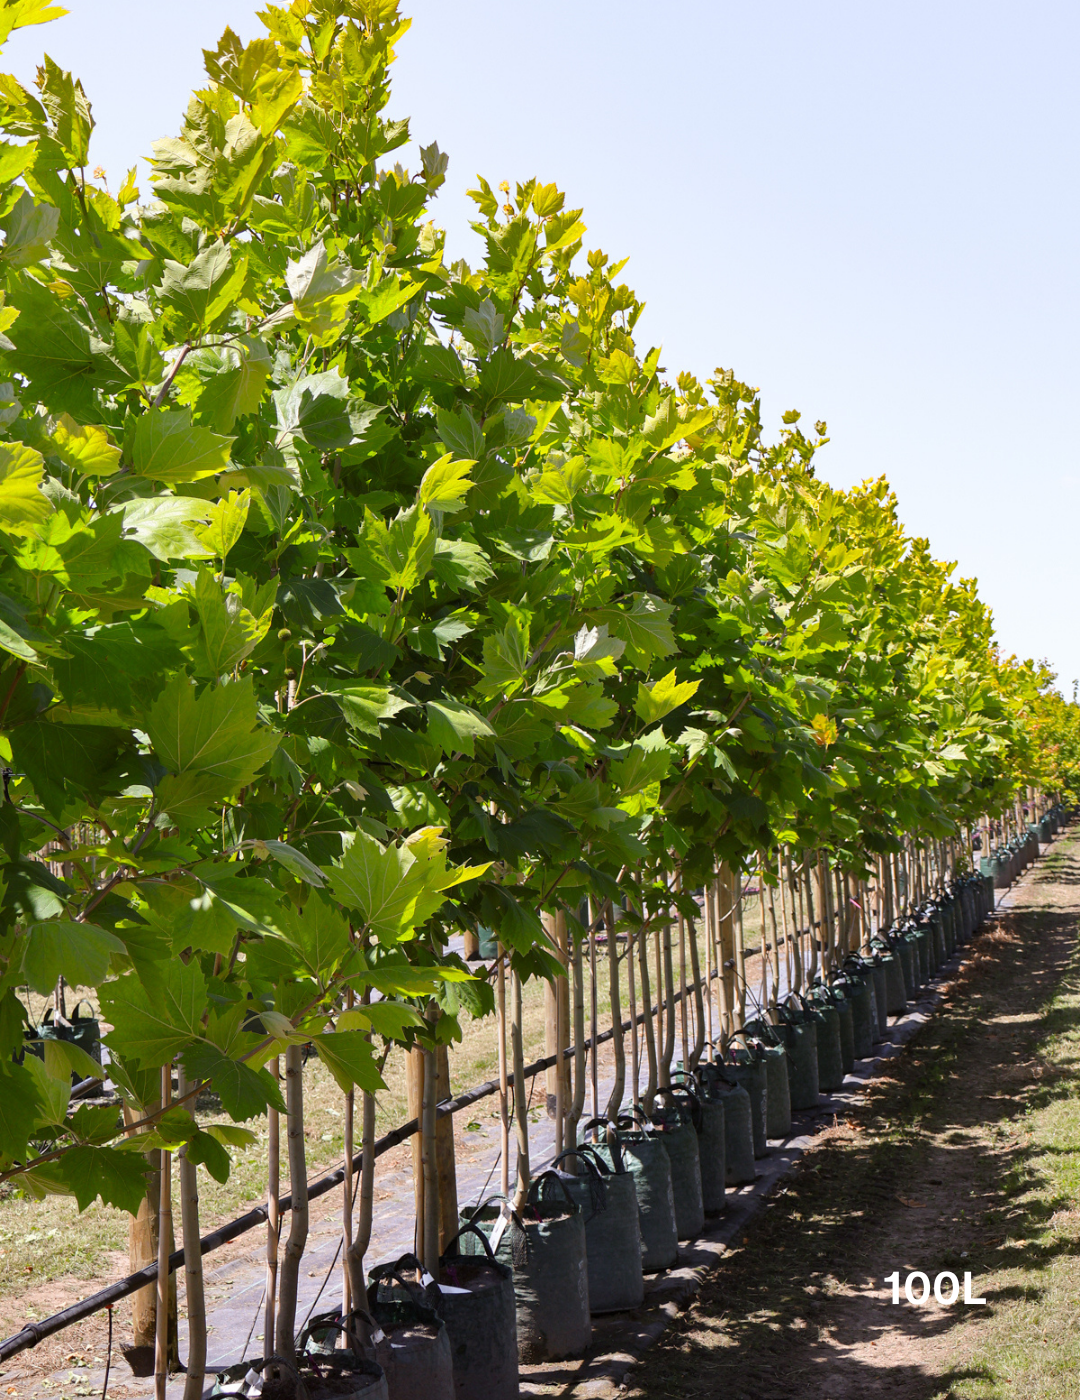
604, 901, 625, 1120
275, 1043, 308, 1359
511, 969, 529, 1212
435, 1042, 457, 1253
345, 1089, 375, 1306
638, 912, 658, 1115
177, 1067, 205, 1400
496, 947, 510, 1199
406, 1045, 425, 1256
421, 1016, 439, 1276
154, 1064, 172, 1400
264, 1056, 280, 1358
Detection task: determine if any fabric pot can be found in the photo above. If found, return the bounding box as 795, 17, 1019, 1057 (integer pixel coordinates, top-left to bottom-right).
437, 1226, 519, 1400
700, 1068, 756, 1185
696, 1095, 728, 1210
870, 963, 889, 1032
723, 1049, 769, 1157
844, 973, 874, 1060
914, 925, 931, 984
879, 948, 907, 1016
833, 991, 855, 1075
748, 1037, 792, 1139
555, 1146, 644, 1313
594, 1122, 677, 1272
779, 1009, 819, 1110
651, 1095, 704, 1239
214, 1353, 388, 1400
807, 997, 843, 1093
366, 1269, 455, 1400
460, 1174, 591, 1363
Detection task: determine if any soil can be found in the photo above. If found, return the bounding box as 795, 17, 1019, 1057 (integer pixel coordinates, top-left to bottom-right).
625, 833, 1080, 1400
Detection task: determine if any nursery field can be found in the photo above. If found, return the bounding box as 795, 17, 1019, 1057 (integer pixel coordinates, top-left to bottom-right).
632, 830, 1080, 1400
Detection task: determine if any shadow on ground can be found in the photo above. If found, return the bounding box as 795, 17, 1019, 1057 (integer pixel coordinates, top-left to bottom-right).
620, 841, 1080, 1400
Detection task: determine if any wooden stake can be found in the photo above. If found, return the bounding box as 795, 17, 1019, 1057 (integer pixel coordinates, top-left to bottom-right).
263, 1056, 279, 1358
605, 901, 626, 1119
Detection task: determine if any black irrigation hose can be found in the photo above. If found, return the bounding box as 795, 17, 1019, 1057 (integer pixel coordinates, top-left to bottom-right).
0, 972, 718, 1363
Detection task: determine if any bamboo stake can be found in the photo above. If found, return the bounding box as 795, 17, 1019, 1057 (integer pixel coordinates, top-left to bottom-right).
496, 946, 510, 1200
177, 1066, 205, 1400
275, 1043, 308, 1359
767, 877, 781, 1008
342, 991, 354, 1317
568, 917, 586, 1152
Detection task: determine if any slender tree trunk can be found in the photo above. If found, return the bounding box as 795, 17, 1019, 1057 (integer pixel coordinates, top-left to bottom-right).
407, 1046, 425, 1256
496, 946, 510, 1199
154, 1064, 172, 1400
627, 920, 641, 1107
264, 1057, 280, 1356
568, 920, 586, 1151
435, 1042, 457, 1253
677, 903, 689, 1072
275, 1044, 308, 1359
345, 1088, 375, 1305
511, 969, 529, 1212
687, 912, 705, 1069
638, 911, 658, 1116
733, 876, 746, 1027
177, 1067, 205, 1400
589, 909, 599, 1121
659, 913, 676, 1089
605, 901, 625, 1120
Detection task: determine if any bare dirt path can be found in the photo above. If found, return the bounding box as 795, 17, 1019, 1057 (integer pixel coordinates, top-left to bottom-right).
625, 830, 1080, 1400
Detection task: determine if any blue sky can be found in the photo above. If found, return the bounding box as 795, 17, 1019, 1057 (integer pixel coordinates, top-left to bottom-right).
7, 1, 1077, 689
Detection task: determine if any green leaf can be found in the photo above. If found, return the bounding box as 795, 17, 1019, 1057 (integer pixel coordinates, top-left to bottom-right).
276, 891, 350, 977
132, 408, 232, 485
425, 699, 495, 758
257, 839, 327, 887
10, 721, 127, 819
69, 1102, 121, 1145
50, 414, 121, 477
101, 961, 207, 1067
116, 496, 214, 561
22, 1053, 69, 1128
314, 682, 414, 737
595, 593, 677, 666
311, 1031, 385, 1093
0, 440, 50, 530
432, 538, 494, 593
147, 674, 278, 791
0, 190, 59, 270
329, 829, 488, 945
43, 1036, 104, 1084
634, 669, 701, 726
22, 919, 124, 995
418, 453, 476, 513
181, 1041, 285, 1120
185, 1128, 231, 1182
0, 1062, 45, 1163
51, 1145, 148, 1214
